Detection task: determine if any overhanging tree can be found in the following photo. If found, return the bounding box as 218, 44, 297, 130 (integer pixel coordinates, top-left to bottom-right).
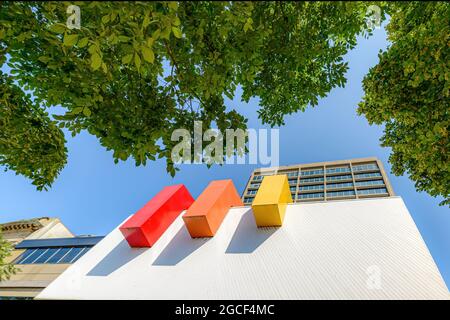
0, 1, 381, 188
358, 2, 449, 205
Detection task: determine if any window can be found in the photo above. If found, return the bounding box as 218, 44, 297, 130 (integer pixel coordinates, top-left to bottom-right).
299, 184, 324, 191
326, 167, 351, 174
244, 197, 253, 204
354, 172, 382, 179
326, 182, 354, 189
14, 248, 37, 264
58, 247, 85, 264
14, 246, 92, 264
290, 186, 297, 192
298, 192, 324, 199
326, 175, 352, 182
46, 248, 72, 263
252, 175, 263, 181
355, 180, 385, 187
352, 163, 379, 172
327, 190, 355, 197
249, 183, 260, 189
300, 177, 324, 184
300, 169, 324, 176
357, 188, 388, 195
247, 190, 257, 195
33, 248, 59, 264
19, 248, 46, 264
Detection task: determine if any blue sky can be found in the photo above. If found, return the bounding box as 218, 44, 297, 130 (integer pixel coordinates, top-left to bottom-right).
1, 23, 449, 287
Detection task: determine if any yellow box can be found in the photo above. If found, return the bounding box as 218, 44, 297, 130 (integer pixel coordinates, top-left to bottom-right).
251, 175, 293, 227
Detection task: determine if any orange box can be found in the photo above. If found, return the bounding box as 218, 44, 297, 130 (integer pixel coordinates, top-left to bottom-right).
183, 180, 243, 238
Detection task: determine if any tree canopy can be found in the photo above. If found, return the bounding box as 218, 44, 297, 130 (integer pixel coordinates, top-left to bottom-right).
0, 1, 379, 188
358, 2, 449, 205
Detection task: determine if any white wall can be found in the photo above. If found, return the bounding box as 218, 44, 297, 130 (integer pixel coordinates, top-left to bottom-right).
37, 197, 449, 300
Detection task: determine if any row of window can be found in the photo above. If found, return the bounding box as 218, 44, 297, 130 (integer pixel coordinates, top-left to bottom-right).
357, 188, 388, 195
254, 167, 381, 182
14, 246, 91, 265
300, 177, 324, 183
327, 182, 354, 189
249, 183, 260, 189
327, 190, 356, 197
248, 179, 386, 195
298, 192, 324, 199
326, 174, 353, 182
355, 179, 385, 187
354, 172, 382, 179
299, 185, 324, 191
352, 164, 378, 172
300, 169, 324, 176
326, 167, 351, 174
297, 187, 388, 200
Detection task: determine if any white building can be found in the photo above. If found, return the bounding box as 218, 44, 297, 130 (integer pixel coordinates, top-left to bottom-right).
36, 197, 449, 300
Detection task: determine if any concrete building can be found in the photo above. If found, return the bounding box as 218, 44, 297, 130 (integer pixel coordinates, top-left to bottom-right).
35, 158, 449, 300
242, 157, 394, 204
0, 217, 73, 246
0, 217, 102, 299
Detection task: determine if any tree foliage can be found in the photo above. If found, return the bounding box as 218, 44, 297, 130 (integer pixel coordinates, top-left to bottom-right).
358, 2, 449, 205
0, 73, 67, 189
0, 1, 379, 185
0, 230, 16, 281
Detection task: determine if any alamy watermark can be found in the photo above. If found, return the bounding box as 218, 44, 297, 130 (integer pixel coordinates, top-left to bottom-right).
66, 5, 81, 29
171, 121, 279, 167
366, 265, 382, 290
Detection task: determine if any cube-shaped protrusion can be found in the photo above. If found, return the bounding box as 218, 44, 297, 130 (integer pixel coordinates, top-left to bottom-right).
183, 180, 243, 238
120, 184, 194, 247
251, 175, 293, 227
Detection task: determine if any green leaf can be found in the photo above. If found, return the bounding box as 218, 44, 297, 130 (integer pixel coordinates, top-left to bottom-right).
90, 53, 102, 71
168, 2, 178, 11
161, 27, 171, 39
142, 46, 155, 63
172, 27, 182, 39
38, 56, 50, 63
63, 34, 79, 47
122, 54, 133, 64
78, 37, 89, 48
83, 108, 92, 117
152, 28, 161, 40
101, 14, 110, 24
143, 14, 150, 29
134, 53, 141, 71
72, 107, 84, 114
49, 24, 66, 34
118, 36, 130, 42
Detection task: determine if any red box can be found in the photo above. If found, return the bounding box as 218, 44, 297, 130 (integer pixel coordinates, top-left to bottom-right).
120, 184, 194, 247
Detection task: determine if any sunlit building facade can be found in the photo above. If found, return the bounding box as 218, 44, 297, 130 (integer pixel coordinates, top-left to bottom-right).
242, 157, 394, 204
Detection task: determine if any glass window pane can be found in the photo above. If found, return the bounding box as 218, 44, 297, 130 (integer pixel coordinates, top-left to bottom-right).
71, 247, 90, 263
20, 248, 46, 264
33, 248, 60, 264
47, 247, 72, 264
58, 247, 83, 264
14, 249, 37, 264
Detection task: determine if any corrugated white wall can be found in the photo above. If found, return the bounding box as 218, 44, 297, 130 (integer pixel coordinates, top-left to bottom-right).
37, 197, 449, 300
